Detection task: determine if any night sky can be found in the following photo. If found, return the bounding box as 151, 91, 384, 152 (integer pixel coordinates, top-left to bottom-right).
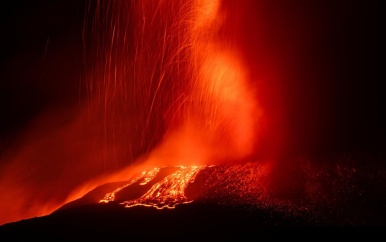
0, 0, 85, 141
0, 0, 383, 160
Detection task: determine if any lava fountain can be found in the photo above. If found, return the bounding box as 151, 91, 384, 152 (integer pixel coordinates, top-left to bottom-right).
85, 0, 263, 210
83, 0, 262, 167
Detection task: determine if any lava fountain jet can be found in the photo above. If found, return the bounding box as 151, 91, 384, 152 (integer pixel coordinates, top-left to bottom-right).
84, 0, 262, 167
86, 0, 263, 209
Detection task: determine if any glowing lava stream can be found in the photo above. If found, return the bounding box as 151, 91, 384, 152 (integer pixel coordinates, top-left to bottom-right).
100, 166, 207, 209
99, 167, 161, 203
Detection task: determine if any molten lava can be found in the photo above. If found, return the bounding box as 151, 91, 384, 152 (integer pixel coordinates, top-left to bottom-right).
100, 167, 161, 204
98, 166, 207, 209
115, 166, 206, 209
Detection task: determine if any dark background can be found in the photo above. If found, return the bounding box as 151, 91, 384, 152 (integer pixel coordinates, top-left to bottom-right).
0, 0, 383, 161
0, 0, 86, 145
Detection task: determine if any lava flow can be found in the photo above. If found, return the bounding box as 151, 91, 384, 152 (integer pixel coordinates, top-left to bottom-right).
99, 167, 161, 204
98, 166, 206, 209
118, 166, 205, 209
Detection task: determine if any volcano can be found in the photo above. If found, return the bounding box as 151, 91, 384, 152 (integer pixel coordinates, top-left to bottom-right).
0, 0, 384, 239
1, 153, 385, 239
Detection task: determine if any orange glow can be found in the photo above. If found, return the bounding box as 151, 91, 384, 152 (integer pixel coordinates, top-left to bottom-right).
0, 0, 269, 225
